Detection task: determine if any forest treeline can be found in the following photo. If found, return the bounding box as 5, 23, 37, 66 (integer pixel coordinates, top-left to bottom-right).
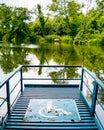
0, 0, 104, 45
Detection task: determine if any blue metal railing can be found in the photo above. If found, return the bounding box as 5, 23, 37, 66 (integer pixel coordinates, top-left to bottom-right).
22, 65, 81, 84
80, 67, 104, 114
0, 66, 22, 122
0, 65, 81, 122
80, 67, 104, 129
0, 65, 104, 129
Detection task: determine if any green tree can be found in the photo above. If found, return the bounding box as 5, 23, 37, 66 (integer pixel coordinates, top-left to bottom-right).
49, 0, 70, 35
80, 0, 104, 46
51, 16, 68, 35
67, 1, 83, 38
49, 0, 69, 16
96, 0, 104, 14
45, 18, 54, 35
31, 19, 42, 36
37, 4, 45, 37
0, 4, 12, 42
10, 7, 30, 44
34, 4, 48, 37
49, 0, 83, 37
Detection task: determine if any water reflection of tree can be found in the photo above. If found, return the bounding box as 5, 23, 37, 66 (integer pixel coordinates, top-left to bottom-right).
98, 88, 104, 107
37, 43, 50, 75
77, 45, 104, 79
49, 67, 79, 84
0, 47, 30, 73
51, 44, 81, 65
34, 43, 104, 82
1, 44, 104, 77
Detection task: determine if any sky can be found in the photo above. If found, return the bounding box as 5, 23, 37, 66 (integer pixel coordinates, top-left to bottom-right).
0, 0, 52, 10
0, 0, 97, 16
0, 0, 96, 10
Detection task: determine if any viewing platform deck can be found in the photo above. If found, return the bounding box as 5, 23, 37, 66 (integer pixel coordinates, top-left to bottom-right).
0, 66, 104, 130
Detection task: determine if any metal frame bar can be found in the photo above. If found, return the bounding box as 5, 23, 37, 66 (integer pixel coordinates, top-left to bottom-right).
80, 67, 84, 91
10, 80, 21, 95
20, 67, 23, 92
6, 81, 10, 116
83, 80, 93, 94
0, 66, 22, 118
22, 78, 81, 80
91, 82, 98, 115
0, 65, 104, 128
82, 67, 104, 115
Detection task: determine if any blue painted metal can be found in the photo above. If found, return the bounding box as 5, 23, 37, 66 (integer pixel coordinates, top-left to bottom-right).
24, 84, 79, 88
80, 67, 104, 130
81, 67, 104, 110
20, 67, 23, 92
22, 65, 81, 67
80, 67, 84, 91
91, 81, 98, 115
24, 99, 81, 122
6, 80, 11, 116
83, 80, 93, 94
10, 80, 21, 95
83, 67, 104, 90
3, 85, 99, 130
0, 65, 22, 88
0, 66, 22, 120
23, 78, 81, 81
0, 65, 104, 130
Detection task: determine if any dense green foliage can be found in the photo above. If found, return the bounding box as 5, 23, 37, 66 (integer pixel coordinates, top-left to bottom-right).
0, 0, 104, 45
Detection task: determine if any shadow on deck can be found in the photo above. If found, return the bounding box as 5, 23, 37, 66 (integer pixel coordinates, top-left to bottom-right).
4, 84, 99, 130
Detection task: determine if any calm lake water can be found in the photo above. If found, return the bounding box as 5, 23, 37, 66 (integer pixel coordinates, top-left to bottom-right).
0, 43, 104, 82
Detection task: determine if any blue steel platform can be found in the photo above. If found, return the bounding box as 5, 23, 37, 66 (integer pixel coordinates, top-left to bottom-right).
4, 85, 99, 130
1, 66, 104, 130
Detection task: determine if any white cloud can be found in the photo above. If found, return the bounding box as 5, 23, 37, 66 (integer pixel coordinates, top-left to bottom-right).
76, 0, 97, 14
0, 0, 52, 10
0, 0, 52, 21
0, 0, 96, 16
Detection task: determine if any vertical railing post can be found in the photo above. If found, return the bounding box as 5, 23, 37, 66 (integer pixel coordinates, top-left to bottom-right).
20, 67, 23, 93
6, 80, 11, 116
91, 81, 98, 116
80, 66, 84, 91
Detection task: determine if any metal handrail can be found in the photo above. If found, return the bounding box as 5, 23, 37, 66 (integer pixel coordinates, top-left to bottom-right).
83, 67, 104, 90
0, 65, 81, 120
0, 65, 104, 129
0, 65, 22, 121
22, 65, 82, 67
80, 66, 104, 115
0, 65, 22, 88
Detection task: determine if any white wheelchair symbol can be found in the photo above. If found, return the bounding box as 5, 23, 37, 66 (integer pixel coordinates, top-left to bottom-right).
39, 101, 72, 118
